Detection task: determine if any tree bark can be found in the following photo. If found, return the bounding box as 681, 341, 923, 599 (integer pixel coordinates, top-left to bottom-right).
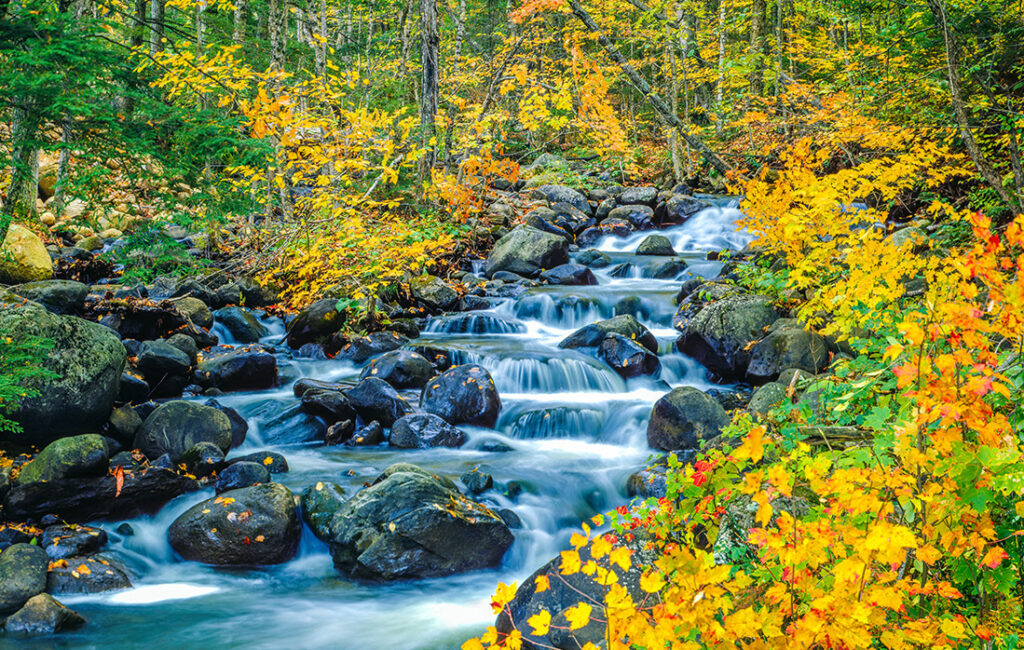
442, 0, 467, 168
927, 0, 1020, 213
749, 0, 767, 96
1, 102, 40, 239
715, 0, 725, 135
232, 0, 246, 45
150, 0, 165, 53
567, 0, 739, 178
123, 0, 148, 115
419, 0, 439, 180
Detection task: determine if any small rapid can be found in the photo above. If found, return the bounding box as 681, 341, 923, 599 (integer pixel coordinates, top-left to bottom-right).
32, 202, 747, 650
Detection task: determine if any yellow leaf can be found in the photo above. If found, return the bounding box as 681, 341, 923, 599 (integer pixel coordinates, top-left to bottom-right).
564, 602, 592, 631
491, 582, 517, 613
527, 609, 551, 636
534, 575, 550, 593
608, 546, 631, 572
560, 550, 581, 575
639, 570, 665, 593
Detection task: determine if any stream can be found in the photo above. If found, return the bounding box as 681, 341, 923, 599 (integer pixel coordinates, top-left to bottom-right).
18, 198, 751, 650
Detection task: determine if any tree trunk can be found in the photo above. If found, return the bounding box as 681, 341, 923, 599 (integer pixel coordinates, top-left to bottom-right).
567, 0, 738, 178
53, 120, 72, 218
269, 0, 284, 74
150, 0, 165, 53
442, 0, 467, 168
419, 0, 439, 180
749, 0, 767, 96
232, 0, 246, 45
314, 0, 327, 82
123, 0, 147, 115
1, 102, 40, 240
715, 0, 725, 134
927, 0, 1020, 213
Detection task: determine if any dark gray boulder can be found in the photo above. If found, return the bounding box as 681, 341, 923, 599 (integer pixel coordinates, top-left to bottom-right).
421, 364, 501, 427
646, 386, 729, 451
0, 304, 126, 444
559, 314, 658, 353
194, 350, 277, 392
598, 333, 660, 378
636, 234, 675, 256
286, 299, 344, 348
300, 388, 357, 422
204, 399, 248, 448
46, 555, 132, 594
300, 481, 347, 541
4, 593, 85, 635
617, 186, 658, 206
676, 293, 782, 381
484, 226, 570, 278
345, 377, 414, 427
328, 465, 513, 580
15, 435, 109, 485
215, 461, 270, 493
338, 331, 410, 364
746, 322, 830, 383
607, 204, 653, 229
748, 382, 787, 416
168, 483, 301, 565
390, 413, 467, 448
213, 306, 269, 343
576, 249, 611, 268
533, 184, 590, 215
39, 525, 107, 560
409, 275, 459, 311
134, 401, 232, 461
359, 350, 435, 390
136, 340, 191, 396
227, 451, 289, 474
539, 264, 597, 286
661, 194, 710, 223
0, 544, 49, 615
10, 280, 89, 314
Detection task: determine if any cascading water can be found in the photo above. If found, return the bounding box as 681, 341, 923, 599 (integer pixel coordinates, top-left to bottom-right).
31, 204, 748, 650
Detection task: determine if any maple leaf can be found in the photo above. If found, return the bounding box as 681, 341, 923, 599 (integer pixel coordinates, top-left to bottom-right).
564, 602, 592, 631
534, 575, 550, 593
491, 582, 517, 613
981, 546, 1008, 569
527, 609, 551, 636
560, 550, 581, 575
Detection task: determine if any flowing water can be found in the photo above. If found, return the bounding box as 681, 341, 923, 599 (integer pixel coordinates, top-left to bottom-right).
21, 199, 751, 650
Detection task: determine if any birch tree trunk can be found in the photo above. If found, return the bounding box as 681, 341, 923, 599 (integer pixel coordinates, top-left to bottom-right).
442, 0, 467, 169
233, 0, 246, 45
749, 0, 767, 96
150, 0, 165, 53
419, 0, 439, 181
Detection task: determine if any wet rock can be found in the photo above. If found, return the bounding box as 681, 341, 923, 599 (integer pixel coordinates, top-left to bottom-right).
532, 184, 590, 215
539, 263, 597, 286
523, 207, 571, 240
300, 388, 357, 423
227, 451, 289, 474
661, 194, 710, 223
484, 226, 570, 279
635, 234, 675, 256
325, 419, 356, 445
576, 249, 611, 268
607, 204, 653, 229
194, 350, 277, 392
15, 435, 109, 485
175, 296, 214, 329
549, 202, 595, 235
676, 293, 782, 381
46, 555, 132, 594
10, 280, 88, 314
647, 386, 729, 451
215, 461, 270, 493
748, 382, 787, 416
235, 276, 280, 307
345, 377, 414, 427
204, 399, 248, 448
293, 377, 346, 397
338, 331, 410, 364
213, 306, 269, 343
410, 274, 459, 311
0, 304, 126, 445
168, 483, 301, 566
300, 481, 347, 541
559, 314, 658, 353
460, 468, 493, 494
617, 186, 657, 206
0, 544, 49, 615
136, 340, 191, 396
39, 525, 107, 560
346, 421, 385, 446
179, 442, 225, 477
390, 413, 467, 449
286, 299, 344, 348
3, 467, 199, 522
4, 593, 85, 635
652, 258, 689, 279
598, 333, 660, 378
359, 350, 435, 390
117, 371, 150, 404
421, 364, 501, 427
134, 401, 232, 461
167, 332, 199, 364
0, 224, 52, 283
328, 464, 513, 580
746, 322, 830, 383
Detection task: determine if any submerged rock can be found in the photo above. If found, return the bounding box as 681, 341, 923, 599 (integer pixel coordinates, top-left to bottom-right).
328, 464, 513, 580
390, 413, 467, 448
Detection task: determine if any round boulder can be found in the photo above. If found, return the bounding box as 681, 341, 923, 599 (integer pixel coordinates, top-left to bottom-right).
484, 226, 570, 279
10, 280, 88, 315
0, 543, 49, 616
168, 483, 301, 565
15, 435, 109, 485
390, 413, 467, 448
4, 593, 85, 635
300, 481, 347, 541
194, 350, 277, 392
647, 386, 729, 451
0, 224, 52, 283
599, 333, 660, 378
636, 234, 675, 256
133, 401, 232, 461
359, 350, 435, 390
215, 461, 270, 493
345, 377, 414, 427
213, 306, 269, 343
421, 364, 501, 427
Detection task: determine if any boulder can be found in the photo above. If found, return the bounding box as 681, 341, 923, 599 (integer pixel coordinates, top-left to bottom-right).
175, 296, 214, 329
635, 234, 675, 256
15, 435, 109, 485
533, 184, 590, 215
484, 226, 570, 279
598, 333, 660, 378
204, 399, 248, 448
39, 524, 108, 560
676, 293, 782, 381
286, 299, 344, 348
359, 350, 435, 389
2, 467, 198, 522
10, 280, 88, 314
746, 323, 830, 383
346, 421, 385, 446
215, 461, 270, 493
300, 389, 357, 423
235, 276, 280, 307
46, 555, 132, 594
134, 401, 232, 461
328, 465, 513, 580
3, 593, 85, 635
194, 350, 277, 392
652, 258, 689, 279
661, 194, 710, 223
167, 333, 199, 364
748, 382, 787, 416
617, 186, 658, 206
0, 224, 52, 283
338, 331, 410, 364
576, 249, 611, 268
0, 544, 49, 615
421, 364, 501, 427
345, 377, 414, 427
135, 340, 191, 396
646, 386, 729, 451
300, 481, 347, 541
179, 442, 225, 477
548, 202, 595, 235
390, 413, 467, 448
213, 306, 269, 343
607, 204, 653, 229
523, 208, 571, 240
0, 304, 126, 444
461, 468, 493, 494
168, 483, 301, 565
559, 314, 658, 353
410, 275, 459, 311
539, 263, 597, 286
227, 451, 289, 474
